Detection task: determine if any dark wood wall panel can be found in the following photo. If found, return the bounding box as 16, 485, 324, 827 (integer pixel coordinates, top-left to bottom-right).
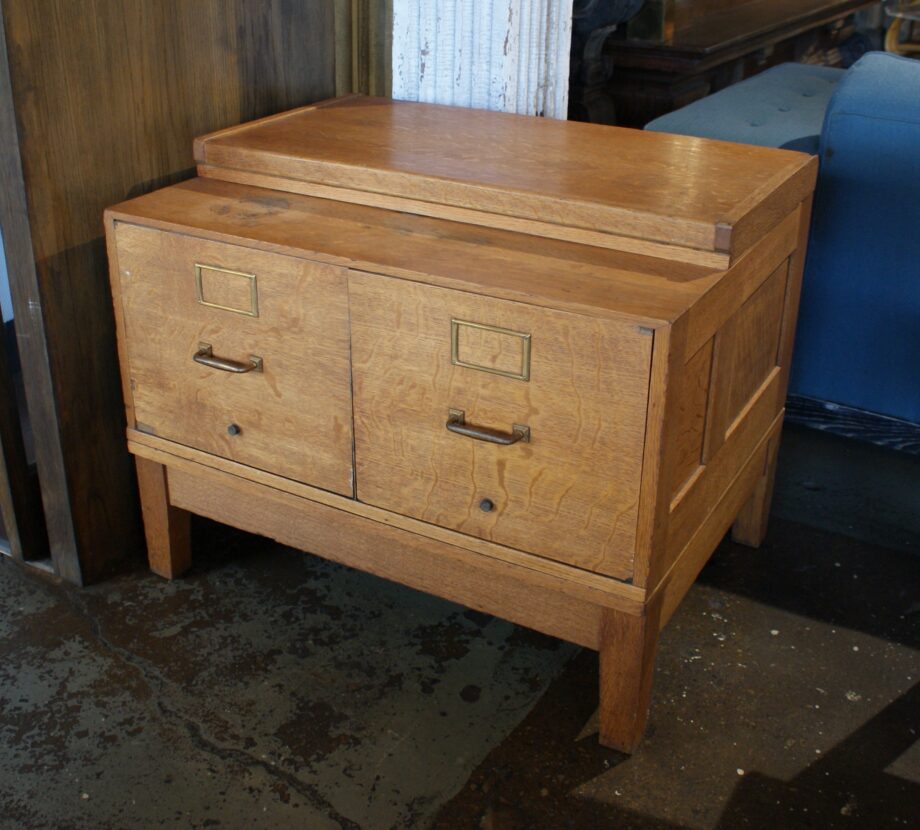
0, 0, 337, 583
334, 0, 392, 96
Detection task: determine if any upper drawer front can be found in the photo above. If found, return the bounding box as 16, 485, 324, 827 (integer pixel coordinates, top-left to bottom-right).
349, 272, 652, 578
114, 224, 353, 496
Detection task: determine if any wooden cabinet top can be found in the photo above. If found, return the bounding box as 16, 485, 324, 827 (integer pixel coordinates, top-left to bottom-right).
194, 95, 816, 266
107, 175, 804, 331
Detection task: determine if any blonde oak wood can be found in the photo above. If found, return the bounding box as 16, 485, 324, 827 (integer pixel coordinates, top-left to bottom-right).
197, 165, 733, 269
684, 206, 800, 357
107, 104, 816, 751
702, 261, 789, 460
348, 272, 651, 577
774, 197, 814, 414
632, 318, 688, 592
670, 337, 715, 499
719, 161, 817, 260
668, 365, 786, 564
729, 196, 814, 549
165, 460, 606, 649
135, 456, 190, 580
195, 96, 817, 262
112, 223, 354, 496
126, 429, 647, 615
104, 216, 138, 433
598, 594, 664, 753
732, 432, 781, 548
638, 210, 806, 595
106, 177, 716, 328
654, 412, 784, 628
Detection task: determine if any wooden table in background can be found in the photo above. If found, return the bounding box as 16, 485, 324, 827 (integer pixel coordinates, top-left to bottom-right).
604, 0, 877, 127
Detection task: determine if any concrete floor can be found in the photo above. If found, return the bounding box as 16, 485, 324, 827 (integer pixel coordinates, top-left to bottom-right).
0, 424, 918, 829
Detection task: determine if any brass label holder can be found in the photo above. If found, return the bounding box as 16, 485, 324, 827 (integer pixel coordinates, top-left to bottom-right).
195, 263, 259, 317
450, 318, 532, 381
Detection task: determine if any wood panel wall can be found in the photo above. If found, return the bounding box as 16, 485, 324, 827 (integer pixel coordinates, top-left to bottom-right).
0, 0, 340, 583
335, 0, 392, 97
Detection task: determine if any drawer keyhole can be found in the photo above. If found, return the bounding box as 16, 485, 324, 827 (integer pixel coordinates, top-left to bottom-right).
479, 498, 494, 513
227, 423, 242, 436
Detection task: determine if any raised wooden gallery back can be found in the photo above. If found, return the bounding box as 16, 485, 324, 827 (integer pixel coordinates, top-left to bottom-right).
194, 95, 814, 267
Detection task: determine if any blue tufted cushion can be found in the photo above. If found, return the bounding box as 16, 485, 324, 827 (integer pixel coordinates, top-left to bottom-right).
793, 52, 920, 422
645, 63, 845, 154
645, 52, 920, 424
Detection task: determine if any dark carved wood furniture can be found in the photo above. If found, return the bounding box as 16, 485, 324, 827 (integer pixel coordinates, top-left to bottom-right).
604, 0, 877, 127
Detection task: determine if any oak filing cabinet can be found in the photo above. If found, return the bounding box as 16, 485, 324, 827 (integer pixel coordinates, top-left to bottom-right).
105, 96, 817, 751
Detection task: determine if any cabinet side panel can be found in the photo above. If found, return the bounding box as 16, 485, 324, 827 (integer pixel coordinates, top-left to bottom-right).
644, 199, 813, 602
667, 258, 790, 564
669, 337, 714, 497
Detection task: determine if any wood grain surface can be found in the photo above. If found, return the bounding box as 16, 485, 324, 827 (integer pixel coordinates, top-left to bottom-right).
598, 595, 663, 752
732, 432, 781, 548
0, 0, 337, 583
349, 272, 652, 578
632, 201, 804, 591
113, 223, 354, 497
167, 461, 610, 649
197, 165, 733, 267
127, 430, 648, 615
670, 337, 714, 497
107, 177, 718, 327
704, 260, 789, 458
106, 109, 816, 750
653, 412, 784, 628
334, 0, 391, 97
135, 456, 191, 580
195, 95, 817, 260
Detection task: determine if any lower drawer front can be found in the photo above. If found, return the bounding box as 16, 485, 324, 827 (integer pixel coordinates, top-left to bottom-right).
349, 272, 652, 578
114, 223, 354, 496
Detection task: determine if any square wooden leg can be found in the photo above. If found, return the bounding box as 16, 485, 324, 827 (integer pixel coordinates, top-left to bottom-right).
598, 598, 662, 753
135, 457, 191, 579
731, 433, 781, 548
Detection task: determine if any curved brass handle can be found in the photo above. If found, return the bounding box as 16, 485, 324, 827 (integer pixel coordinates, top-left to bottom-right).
193, 342, 263, 374
446, 408, 530, 445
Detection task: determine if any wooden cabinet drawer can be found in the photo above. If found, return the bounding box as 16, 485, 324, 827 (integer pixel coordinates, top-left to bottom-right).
113, 224, 354, 496
349, 272, 652, 578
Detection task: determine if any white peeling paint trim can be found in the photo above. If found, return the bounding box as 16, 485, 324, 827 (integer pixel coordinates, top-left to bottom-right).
392, 0, 573, 119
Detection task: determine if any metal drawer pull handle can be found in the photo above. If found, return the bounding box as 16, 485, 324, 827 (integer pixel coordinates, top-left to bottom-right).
446, 408, 530, 445
193, 342, 263, 374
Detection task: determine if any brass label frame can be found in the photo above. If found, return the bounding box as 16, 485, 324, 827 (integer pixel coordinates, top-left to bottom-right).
195, 263, 259, 317
450, 318, 532, 381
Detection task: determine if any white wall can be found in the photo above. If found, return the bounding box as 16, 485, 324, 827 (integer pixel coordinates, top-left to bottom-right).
0, 232, 11, 321
392, 0, 574, 119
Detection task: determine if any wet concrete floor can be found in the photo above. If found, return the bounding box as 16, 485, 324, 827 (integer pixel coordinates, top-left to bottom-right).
1, 424, 918, 829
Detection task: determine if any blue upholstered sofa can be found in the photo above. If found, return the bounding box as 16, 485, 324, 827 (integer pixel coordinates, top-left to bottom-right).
647, 53, 920, 426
